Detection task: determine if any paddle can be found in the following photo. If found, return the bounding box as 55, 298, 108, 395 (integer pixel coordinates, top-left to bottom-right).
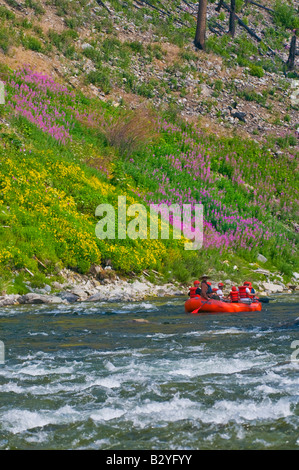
191, 299, 210, 314
258, 297, 270, 303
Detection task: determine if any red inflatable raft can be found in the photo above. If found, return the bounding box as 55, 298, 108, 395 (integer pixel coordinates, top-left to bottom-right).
185, 296, 262, 314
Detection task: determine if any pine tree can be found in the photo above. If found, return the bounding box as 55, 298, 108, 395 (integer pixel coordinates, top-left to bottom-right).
194, 0, 208, 50
286, 31, 297, 71
229, 0, 236, 37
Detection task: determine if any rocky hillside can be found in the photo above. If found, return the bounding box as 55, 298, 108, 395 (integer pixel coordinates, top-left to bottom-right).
0, 0, 298, 141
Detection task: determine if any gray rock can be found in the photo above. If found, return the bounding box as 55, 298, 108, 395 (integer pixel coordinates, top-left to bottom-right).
262, 282, 284, 293
0, 295, 20, 307
69, 287, 89, 300
81, 42, 93, 50
257, 253, 268, 263
58, 292, 79, 303
200, 84, 211, 98
18, 293, 65, 304
89, 264, 103, 277
254, 268, 271, 275
85, 293, 104, 302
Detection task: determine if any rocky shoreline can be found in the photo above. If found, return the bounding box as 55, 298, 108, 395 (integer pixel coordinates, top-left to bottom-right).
0, 268, 298, 308
0, 268, 186, 307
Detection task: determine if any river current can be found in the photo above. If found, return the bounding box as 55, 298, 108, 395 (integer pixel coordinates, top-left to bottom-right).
0, 294, 298, 450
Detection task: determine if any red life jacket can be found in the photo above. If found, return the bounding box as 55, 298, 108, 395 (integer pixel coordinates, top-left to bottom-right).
230, 290, 239, 302
238, 286, 249, 299
189, 287, 200, 298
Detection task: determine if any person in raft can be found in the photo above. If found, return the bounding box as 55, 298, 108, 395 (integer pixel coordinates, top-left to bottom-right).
229, 286, 239, 303
216, 282, 225, 300
188, 280, 201, 298
200, 275, 212, 300
238, 281, 255, 300
244, 281, 256, 297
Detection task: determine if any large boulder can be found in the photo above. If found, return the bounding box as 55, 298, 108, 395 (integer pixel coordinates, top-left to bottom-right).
18, 293, 65, 304
0, 295, 21, 307
262, 282, 284, 293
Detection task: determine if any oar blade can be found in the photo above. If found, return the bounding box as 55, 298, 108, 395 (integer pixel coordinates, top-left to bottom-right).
191, 307, 201, 314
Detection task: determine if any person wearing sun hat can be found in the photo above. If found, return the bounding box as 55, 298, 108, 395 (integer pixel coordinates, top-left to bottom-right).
200, 275, 211, 300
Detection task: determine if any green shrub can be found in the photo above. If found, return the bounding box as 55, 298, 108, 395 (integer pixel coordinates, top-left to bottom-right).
249, 65, 264, 78
273, 1, 299, 30
87, 68, 112, 94
22, 35, 43, 52
238, 88, 267, 106
25, 0, 45, 15
48, 29, 78, 57
0, 6, 15, 20
276, 134, 297, 148
214, 79, 223, 91
127, 41, 144, 54
136, 81, 155, 98
0, 25, 14, 54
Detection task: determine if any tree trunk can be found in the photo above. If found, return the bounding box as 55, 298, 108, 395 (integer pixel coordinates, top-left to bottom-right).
229, 0, 236, 37
194, 0, 208, 50
287, 33, 297, 71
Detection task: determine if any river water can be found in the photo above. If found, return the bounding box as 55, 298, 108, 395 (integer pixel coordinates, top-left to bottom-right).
0, 294, 298, 450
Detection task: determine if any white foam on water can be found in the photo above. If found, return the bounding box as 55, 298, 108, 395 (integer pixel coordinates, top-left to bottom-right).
0, 405, 83, 434
104, 360, 117, 371
250, 384, 280, 396
119, 302, 158, 311
182, 331, 205, 337
1, 410, 56, 434
200, 397, 292, 425
79, 438, 112, 449
0, 409, 52, 434
253, 438, 272, 448
0, 382, 26, 394
183, 328, 250, 338
124, 394, 294, 429
90, 408, 125, 422
24, 430, 51, 444
211, 327, 247, 335
239, 368, 299, 394
169, 355, 264, 378
146, 333, 176, 339
184, 345, 205, 352
204, 386, 215, 395
86, 376, 122, 389
130, 394, 198, 427
28, 332, 49, 336
17, 363, 73, 377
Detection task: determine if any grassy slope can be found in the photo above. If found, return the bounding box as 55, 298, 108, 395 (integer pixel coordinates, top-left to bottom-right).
0, 0, 298, 294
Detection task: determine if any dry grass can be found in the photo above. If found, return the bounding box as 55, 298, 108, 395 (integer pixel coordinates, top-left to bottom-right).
102, 106, 158, 157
